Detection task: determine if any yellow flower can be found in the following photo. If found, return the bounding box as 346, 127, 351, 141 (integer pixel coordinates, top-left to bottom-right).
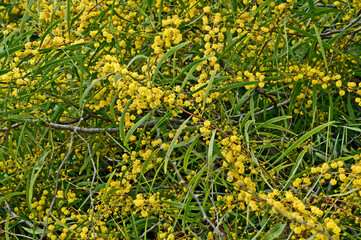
330, 179, 337, 185
134, 194, 145, 207
204, 120, 211, 127
336, 80, 342, 88
141, 210, 148, 217
203, 6, 211, 13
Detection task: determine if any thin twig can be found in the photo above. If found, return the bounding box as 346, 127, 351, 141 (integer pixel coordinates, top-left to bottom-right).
139, 218, 165, 238
256, 87, 278, 110
0, 228, 34, 239
0, 122, 22, 132
5, 118, 186, 134
40, 111, 84, 240
250, 3, 289, 72
227, 99, 290, 122
255, 88, 291, 98
76, 133, 97, 240
320, 10, 361, 37
0, 191, 36, 229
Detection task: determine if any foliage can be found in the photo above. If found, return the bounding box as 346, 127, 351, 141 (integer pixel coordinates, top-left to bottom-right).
1, 0, 361, 239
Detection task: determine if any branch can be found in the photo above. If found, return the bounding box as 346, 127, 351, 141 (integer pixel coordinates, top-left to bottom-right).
1, 118, 187, 134
320, 10, 361, 37
255, 88, 291, 98
40, 112, 84, 240
0, 123, 22, 132
76, 133, 97, 239
0, 228, 34, 240
47, 122, 119, 133
0, 191, 39, 232
229, 99, 290, 122
139, 218, 165, 239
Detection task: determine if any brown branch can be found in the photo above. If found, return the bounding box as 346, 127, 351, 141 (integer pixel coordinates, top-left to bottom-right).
0, 228, 34, 240
0, 118, 186, 134
320, 10, 361, 37
250, 3, 289, 72
320, 198, 361, 221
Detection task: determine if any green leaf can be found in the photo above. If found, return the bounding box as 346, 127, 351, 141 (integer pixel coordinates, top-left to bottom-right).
27, 151, 50, 210
174, 135, 198, 148
0, 192, 25, 206
40, 19, 62, 47
130, 211, 140, 240
282, 146, 309, 190
124, 112, 151, 145
313, 25, 328, 72
110, 88, 122, 120
177, 0, 186, 9
126, 54, 149, 69
150, 112, 173, 133
250, 116, 294, 135
252, 0, 273, 17
274, 121, 334, 165
141, 149, 159, 174
146, 0, 153, 9
22, 227, 45, 235
347, 94, 356, 123
152, 41, 190, 83
101, 170, 117, 203
203, 69, 217, 108
164, 117, 190, 174
183, 135, 200, 172
119, 99, 133, 143
307, 0, 315, 11
288, 26, 346, 57
261, 223, 286, 240
207, 129, 217, 167
232, 88, 253, 115
79, 73, 112, 106
175, 55, 213, 97
66, 0, 72, 39
5, 214, 10, 240
79, 155, 91, 175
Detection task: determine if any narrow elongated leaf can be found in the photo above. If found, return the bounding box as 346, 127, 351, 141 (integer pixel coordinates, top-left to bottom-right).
119, 99, 133, 142
0, 192, 25, 206
126, 54, 149, 69
152, 41, 190, 82
252, 0, 273, 17
307, 0, 315, 11
275, 121, 334, 164
261, 223, 286, 240
164, 117, 190, 174
203, 69, 217, 108
27, 151, 50, 209
283, 146, 308, 190
80, 73, 112, 106
207, 130, 217, 166
250, 116, 293, 134
124, 112, 151, 145
313, 25, 328, 72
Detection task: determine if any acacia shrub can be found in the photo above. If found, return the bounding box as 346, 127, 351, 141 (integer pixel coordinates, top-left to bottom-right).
0, 0, 361, 239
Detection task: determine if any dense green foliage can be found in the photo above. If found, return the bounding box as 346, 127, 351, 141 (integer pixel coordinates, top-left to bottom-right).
1, 0, 361, 239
